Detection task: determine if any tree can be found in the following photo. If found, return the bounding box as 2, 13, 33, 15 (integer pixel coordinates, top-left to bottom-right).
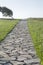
0, 7, 2, 11
0, 6, 13, 17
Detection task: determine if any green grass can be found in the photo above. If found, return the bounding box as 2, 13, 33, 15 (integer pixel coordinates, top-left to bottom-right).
28, 18, 43, 65
0, 19, 19, 41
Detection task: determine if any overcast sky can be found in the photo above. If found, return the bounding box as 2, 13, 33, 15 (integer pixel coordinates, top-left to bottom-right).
0, 0, 43, 19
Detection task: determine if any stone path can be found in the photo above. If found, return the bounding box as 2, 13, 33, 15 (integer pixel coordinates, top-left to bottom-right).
0, 20, 40, 65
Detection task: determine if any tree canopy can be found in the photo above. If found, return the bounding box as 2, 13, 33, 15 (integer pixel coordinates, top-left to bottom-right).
0, 6, 13, 17
0, 7, 2, 12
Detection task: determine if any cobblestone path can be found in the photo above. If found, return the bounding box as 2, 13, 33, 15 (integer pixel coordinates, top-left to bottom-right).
0, 20, 40, 65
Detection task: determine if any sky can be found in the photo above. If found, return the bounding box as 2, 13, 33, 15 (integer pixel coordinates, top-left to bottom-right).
0, 0, 43, 19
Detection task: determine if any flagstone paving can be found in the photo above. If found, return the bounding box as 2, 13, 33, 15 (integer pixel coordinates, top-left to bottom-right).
0, 20, 40, 65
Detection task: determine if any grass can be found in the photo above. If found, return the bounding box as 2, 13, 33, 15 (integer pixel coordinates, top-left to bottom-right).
0, 19, 19, 42
28, 18, 43, 65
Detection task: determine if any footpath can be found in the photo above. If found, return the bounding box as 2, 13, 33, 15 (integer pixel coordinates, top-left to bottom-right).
0, 20, 40, 65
